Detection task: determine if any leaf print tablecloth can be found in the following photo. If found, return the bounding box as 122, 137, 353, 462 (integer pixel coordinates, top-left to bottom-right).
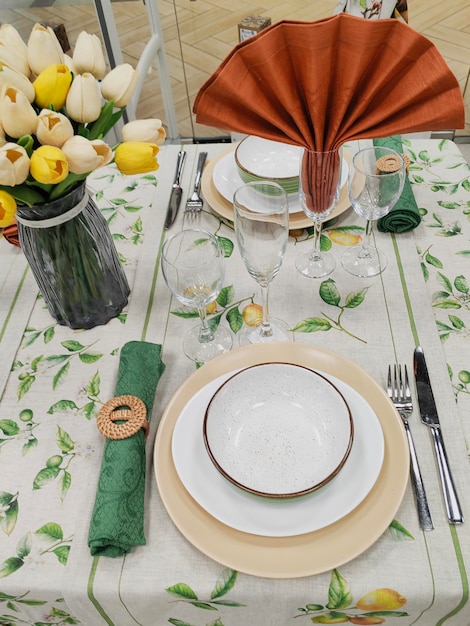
0, 140, 469, 626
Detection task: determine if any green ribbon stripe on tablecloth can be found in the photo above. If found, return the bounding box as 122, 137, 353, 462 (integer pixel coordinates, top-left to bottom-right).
374, 135, 421, 233
88, 341, 165, 557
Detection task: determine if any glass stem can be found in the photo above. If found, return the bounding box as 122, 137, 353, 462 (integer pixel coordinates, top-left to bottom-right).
197, 306, 215, 343
311, 221, 322, 261
259, 283, 273, 338
359, 219, 374, 259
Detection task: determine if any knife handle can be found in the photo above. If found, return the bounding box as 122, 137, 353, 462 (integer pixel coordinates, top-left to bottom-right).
404, 422, 434, 530
173, 150, 186, 186
431, 426, 464, 524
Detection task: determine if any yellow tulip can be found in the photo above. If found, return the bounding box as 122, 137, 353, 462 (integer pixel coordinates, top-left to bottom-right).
114, 141, 159, 175
65, 73, 102, 123
0, 24, 30, 78
101, 63, 138, 108
62, 135, 113, 174
0, 142, 30, 186
33, 64, 72, 110
0, 86, 37, 138
0, 190, 16, 228
27, 23, 64, 77
121, 119, 166, 145
73, 31, 106, 79
36, 109, 74, 148
0, 62, 35, 102
30, 145, 68, 184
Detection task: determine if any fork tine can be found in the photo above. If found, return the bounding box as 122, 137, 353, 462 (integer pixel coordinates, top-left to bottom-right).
387, 365, 393, 399
403, 365, 411, 401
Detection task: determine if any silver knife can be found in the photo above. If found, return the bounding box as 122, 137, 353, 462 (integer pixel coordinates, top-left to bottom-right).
414, 347, 464, 524
164, 150, 187, 229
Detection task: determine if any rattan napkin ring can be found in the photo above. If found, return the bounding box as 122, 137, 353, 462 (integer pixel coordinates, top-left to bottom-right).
97, 395, 149, 440
376, 153, 410, 174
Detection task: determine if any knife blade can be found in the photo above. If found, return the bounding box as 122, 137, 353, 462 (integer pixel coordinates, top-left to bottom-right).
414, 346, 464, 524
164, 150, 187, 229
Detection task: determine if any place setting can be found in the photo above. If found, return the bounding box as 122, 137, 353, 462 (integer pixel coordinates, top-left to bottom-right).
201, 136, 352, 230
153, 341, 410, 578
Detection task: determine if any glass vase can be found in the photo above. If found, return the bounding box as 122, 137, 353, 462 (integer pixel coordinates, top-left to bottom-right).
16, 181, 130, 330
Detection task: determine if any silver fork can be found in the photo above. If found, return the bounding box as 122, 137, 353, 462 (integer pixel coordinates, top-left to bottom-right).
185, 151, 208, 213
387, 364, 434, 531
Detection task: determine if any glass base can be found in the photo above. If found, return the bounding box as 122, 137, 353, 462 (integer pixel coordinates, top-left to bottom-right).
295, 249, 336, 279
238, 317, 293, 346
183, 323, 232, 365
341, 245, 387, 277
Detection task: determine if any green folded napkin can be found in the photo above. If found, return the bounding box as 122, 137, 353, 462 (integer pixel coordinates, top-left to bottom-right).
88, 340, 165, 557
374, 135, 421, 233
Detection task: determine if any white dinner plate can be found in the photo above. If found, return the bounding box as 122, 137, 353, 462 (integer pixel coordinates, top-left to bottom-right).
172, 366, 384, 537
212, 151, 348, 214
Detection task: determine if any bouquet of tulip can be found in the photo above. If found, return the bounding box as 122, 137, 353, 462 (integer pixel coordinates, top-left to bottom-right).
0, 22, 167, 329
0, 22, 166, 229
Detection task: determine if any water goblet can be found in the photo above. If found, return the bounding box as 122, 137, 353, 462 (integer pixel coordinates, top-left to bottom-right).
161, 228, 232, 364
295, 148, 343, 278
233, 181, 290, 345
341, 146, 405, 277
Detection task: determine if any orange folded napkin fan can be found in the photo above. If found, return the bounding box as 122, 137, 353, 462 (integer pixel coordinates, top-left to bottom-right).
193, 14, 464, 150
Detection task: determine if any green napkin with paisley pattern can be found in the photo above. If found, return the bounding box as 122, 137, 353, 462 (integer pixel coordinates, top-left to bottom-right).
88, 341, 165, 557
374, 135, 421, 233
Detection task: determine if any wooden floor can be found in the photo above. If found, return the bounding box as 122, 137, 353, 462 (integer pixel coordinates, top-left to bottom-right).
1, 0, 469, 140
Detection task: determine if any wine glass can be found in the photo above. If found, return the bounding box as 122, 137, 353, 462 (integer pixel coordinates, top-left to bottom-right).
341, 146, 405, 277
161, 228, 232, 364
295, 147, 343, 278
233, 181, 290, 345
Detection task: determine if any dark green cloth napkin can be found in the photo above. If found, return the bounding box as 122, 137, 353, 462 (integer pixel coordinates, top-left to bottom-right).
88, 341, 165, 557
374, 135, 421, 233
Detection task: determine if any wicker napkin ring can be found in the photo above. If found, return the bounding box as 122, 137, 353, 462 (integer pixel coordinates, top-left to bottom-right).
376, 153, 410, 174
97, 395, 149, 440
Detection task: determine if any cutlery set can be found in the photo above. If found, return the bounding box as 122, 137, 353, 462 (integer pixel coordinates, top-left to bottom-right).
388, 347, 463, 529
164, 150, 208, 229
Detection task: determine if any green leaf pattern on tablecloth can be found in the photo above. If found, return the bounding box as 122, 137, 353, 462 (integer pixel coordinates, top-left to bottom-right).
407, 140, 470, 414
0, 166, 159, 623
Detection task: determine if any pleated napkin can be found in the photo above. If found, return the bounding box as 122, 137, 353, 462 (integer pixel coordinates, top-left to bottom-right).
194, 14, 464, 151
374, 136, 421, 233
88, 340, 165, 557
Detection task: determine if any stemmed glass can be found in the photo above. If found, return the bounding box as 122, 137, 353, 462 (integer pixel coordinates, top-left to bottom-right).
161, 228, 232, 364
295, 148, 343, 278
233, 181, 290, 345
341, 146, 405, 277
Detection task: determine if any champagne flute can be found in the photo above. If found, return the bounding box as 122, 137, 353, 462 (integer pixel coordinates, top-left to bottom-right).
161, 228, 232, 364
341, 146, 405, 277
295, 147, 343, 278
233, 181, 290, 345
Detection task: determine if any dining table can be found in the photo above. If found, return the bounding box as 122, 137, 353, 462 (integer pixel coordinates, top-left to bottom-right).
0, 136, 469, 626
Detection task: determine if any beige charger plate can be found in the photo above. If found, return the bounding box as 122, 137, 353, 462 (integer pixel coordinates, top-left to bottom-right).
153, 342, 409, 579
201, 144, 352, 230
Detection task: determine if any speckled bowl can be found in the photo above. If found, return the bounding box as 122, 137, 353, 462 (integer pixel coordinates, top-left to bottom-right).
203, 362, 354, 499
235, 136, 302, 195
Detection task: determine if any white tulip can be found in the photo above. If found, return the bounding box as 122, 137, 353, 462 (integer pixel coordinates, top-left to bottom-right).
62, 135, 113, 174
63, 53, 76, 74
101, 63, 138, 108
65, 73, 102, 123
0, 24, 30, 77
0, 142, 30, 186
0, 62, 35, 102
27, 23, 64, 77
121, 118, 166, 145
73, 31, 106, 79
0, 85, 37, 138
36, 109, 74, 148
0, 121, 6, 147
